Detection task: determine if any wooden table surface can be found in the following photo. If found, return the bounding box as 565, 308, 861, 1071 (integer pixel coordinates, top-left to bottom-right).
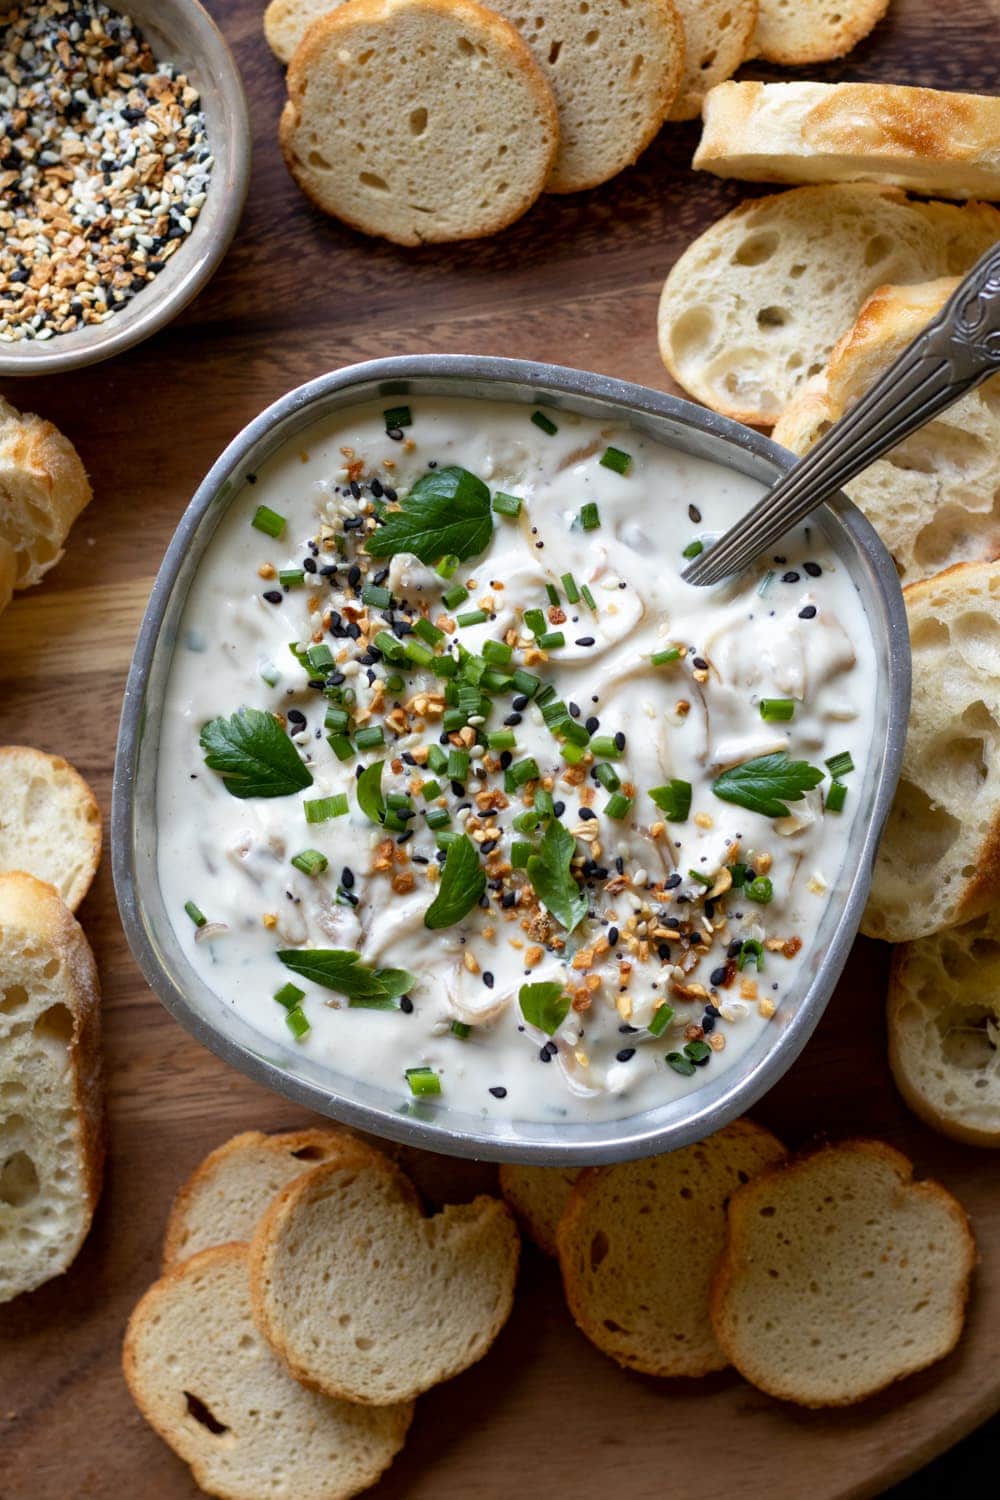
2, 1, 999, 1496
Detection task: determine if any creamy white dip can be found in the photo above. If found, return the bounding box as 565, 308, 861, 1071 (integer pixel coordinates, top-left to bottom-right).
156, 397, 875, 1122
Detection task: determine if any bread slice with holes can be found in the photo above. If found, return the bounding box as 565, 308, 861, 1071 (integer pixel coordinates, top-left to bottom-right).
499, 1163, 581, 1257
249, 1155, 519, 1404
864, 560, 1000, 944
0, 396, 91, 590
710, 1140, 976, 1406
774, 279, 1000, 586
264, 0, 341, 62
0, 871, 102, 1304
486, 0, 685, 192
124, 1245, 413, 1500
657, 184, 1000, 425
695, 82, 1000, 201
556, 1120, 787, 1377
279, 0, 560, 245
667, 1, 758, 123
753, 0, 889, 65
0, 746, 102, 912
888, 917, 1000, 1147
162, 1128, 386, 1269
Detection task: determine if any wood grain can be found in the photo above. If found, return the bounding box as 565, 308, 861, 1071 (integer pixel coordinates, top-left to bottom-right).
2, 2, 999, 1497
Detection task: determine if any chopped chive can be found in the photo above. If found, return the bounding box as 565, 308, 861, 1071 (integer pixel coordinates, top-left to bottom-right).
531, 410, 558, 435
361, 582, 392, 608
594, 763, 620, 792
512, 668, 542, 698
600, 446, 632, 475
425, 806, 451, 830
589, 734, 622, 759
481, 669, 512, 692
305, 643, 334, 672
413, 617, 444, 647
738, 938, 765, 972
523, 607, 546, 636
511, 840, 533, 869
325, 705, 350, 732
747, 876, 774, 904
373, 629, 405, 662
383, 404, 412, 431
426, 744, 448, 774
666, 1051, 696, 1077
689, 868, 713, 888
403, 638, 434, 668
447, 748, 470, 781
760, 699, 795, 722
450, 1020, 472, 1039
279, 568, 304, 588
291, 848, 328, 876
562, 742, 586, 764
493, 491, 522, 517
826, 780, 848, 813
559, 721, 590, 749
285, 1006, 310, 1040
327, 733, 355, 761
421, 779, 442, 801
651, 647, 681, 666
826, 751, 855, 778
508, 757, 540, 787
487, 730, 516, 750
605, 793, 633, 820
436, 830, 460, 849
682, 540, 704, 559
457, 608, 489, 627
482, 639, 513, 666
304, 793, 349, 823
386, 790, 412, 811
537, 631, 565, 649
561, 572, 580, 603
432, 654, 458, 679
442, 583, 469, 611
355, 725, 385, 750
184, 900, 206, 928
274, 982, 305, 1010
577, 502, 601, 531
251, 504, 285, 538
405, 1066, 441, 1096
648, 1002, 675, 1037
386, 672, 406, 692
545, 582, 561, 607
436, 554, 460, 580
649, 780, 692, 821
581, 584, 597, 611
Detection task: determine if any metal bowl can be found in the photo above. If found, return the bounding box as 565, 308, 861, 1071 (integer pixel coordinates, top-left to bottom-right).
112, 356, 910, 1164
0, 0, 250, 377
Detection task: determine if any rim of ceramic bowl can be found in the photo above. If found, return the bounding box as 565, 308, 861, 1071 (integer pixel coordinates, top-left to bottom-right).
0, 0, 250, 377
111, 355, 911, 1164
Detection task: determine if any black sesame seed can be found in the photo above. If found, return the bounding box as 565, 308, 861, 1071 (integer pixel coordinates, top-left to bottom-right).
804, 561, 822, 578
585, 716, 599, 734
504, 712, 522, 727
614, 731, 626, 750
710, 966, 727, 986
263, 590, 282, 604
568, 702, 581, 718
798, 605, 817, 620
303, 556, 317, 573
781, 570, 800, 584
552, 800, 566, 817
489, 1085, 507, 1098
499, 750, 513, 770
501, 891, 517, 909
616, 1047, 636, 1063
483, 971, 495, 988
383, 486, 398, 502
608, 926, 620, 946
286, 709, 306, 727
450, 779, 465, 797
512, 694, 529, 711
400, 995, 414, 1013
727, 938, 743, 958
619, 1023, 638, 1034
665, 873, 682, 890
575, 636, 596, 647
347, 565, 361, 587
481, 839, 499, 855
341, 867, 355, 888
688, 504, 702, 524
702, 1011, 717, 1034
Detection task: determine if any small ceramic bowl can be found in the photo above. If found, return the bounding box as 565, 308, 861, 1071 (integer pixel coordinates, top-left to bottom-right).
0, 0, 250, 377
112, 356, 911, 1165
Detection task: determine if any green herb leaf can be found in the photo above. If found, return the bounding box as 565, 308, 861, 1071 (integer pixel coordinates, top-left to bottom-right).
366, 467, 492, 565
357, 759, 386, 826
277, 948, 417, 1008
519, 981, 570, 1035
424, 834, 486, 930
526, 819, 588, 933
712, 752, 824, 820
200, 707, 314, 799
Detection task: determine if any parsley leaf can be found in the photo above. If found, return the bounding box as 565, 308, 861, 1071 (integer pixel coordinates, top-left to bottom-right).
277, 949, 417, 1008
712, 752, 824, 819
526, 819, 588, 933
519, 981, 570, 1036
365, 467, 493, 565
357, 759, 386, 825
424, 834, 486, 930
200, 707, 314, 799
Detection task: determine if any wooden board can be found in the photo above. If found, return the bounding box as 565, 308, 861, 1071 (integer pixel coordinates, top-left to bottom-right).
1, 1, 998, 1495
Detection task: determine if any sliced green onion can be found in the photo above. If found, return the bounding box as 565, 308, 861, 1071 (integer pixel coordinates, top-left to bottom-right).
562, 742, 586, 764
436, 554, 460, 580
405, 1066, 441, 1096
508, 757, 540, 787
826, 780, 847, 813
436, 830, 460, 850
355, 726, 385, 750
600, 446, 632, 475
605, 793, 633, 820
589, 734, 622, 759
421, 779, 442, 801
442, 583, 469, 610
305, 793, 349, 823
325, 705, 350, 732
689, 869, 713, 888
649, 780, 692, 821
738, 939, 765, 972
536, 630, 565, 650
482, 639, 513, 666
487, 729, 516, 750
577, 502, 600, 531
531, 410, 558, 435
447, 747, 470, 781
432, 654, 458, 679
373, 629, 405, 661
306, 643, 334, 672
285, 1007, 310, 1040
386, 790, 412, 812
826, 751, 855, 778
651, 647, 681, 666
511, 840, 533, 868
361, 583, 392, 608
386, 672, 406, 693
450, 1020, 472, 1039
482, 669, 512, 693
383, 404, 412, 431
560, 720, 590, 748
426, 744, 448, 774
545, 582, 560, 607
279, 568, 304, 588
594, 762, 621, 793
760, 698, 795, 722
274, 982, 305, 1010
251, 504, 285, 538
747, 876, 774, 904
327, 733, 355, 761
581, 584, 597, 611
457, 608, 488, 627
648, 1002, 674, 1037
413, 617, 444, 647
524, 607, 546, 636
425, 806, 451, 830
291, 848, 328, 876
404, 638, 434, 668
184, 900, 206, 928
561, 572, 580, 604
682, 540, 704, 559
666, 1051, 695, 1077
493, 491, 522, 517
512, 668, 542, 698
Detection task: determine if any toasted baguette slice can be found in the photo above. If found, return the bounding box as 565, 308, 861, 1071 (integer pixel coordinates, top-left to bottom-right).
162, 1128, 385, 1269
124, 1245, 412, 1500
0, 746, 102, 912
557, 1120, 787, 1377
499, 1163, 581, 1257
279, 0, 559, 245
774, 279, 1000, 586
264, 0, 340, 62
249, 1156, 519, 1404
695, 82, 1000, 201
753, 0, 889, 65
0, 396, 91, 589
889, 916, 1000, 1147
668, 1, 758, 123
864, 560, 1000, 943
657, 184, 1000, 425
0, 872, 102, 1304
487, 0, 685, 192
711, 1140, 976, 1406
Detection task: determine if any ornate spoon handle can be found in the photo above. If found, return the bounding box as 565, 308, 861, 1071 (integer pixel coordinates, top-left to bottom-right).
684, 240, 1000, 586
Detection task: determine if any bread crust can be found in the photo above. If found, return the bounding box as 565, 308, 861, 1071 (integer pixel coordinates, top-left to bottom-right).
498, 1162, 581, 1256
710, 1138, 977, 1407
279, 0, 559, 245
753, 0, 889, 66
264, 0, 341, 63
0, 397, 91, 589
0, 745, 102, 911
668, 0, 758, 123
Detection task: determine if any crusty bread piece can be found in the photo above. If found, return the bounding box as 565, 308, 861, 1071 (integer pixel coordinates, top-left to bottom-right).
499, 1163, 581, 1257
774, 279, 1000, 586
710, 1140, 976, 1407
264, 0, 340, 62
0, 872, 102, 1304
668, 0, 757, 124
0, 747, 102, 912
864, 560, 1000, 944
0, 396, 91, 589
486, 0, 685, 192
249, 1155, 519, 1404
162, 1128, 384, 1268
889, 916, 1000, 1148
695, 82, 1000, 201
753, 0, 889, 65
279, 0, 559, 245
657, 185, 1000, 425
124, 1245, 412, 1500
557, 1120, 787, 1377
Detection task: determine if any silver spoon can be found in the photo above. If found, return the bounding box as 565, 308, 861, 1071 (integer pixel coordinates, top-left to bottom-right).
682, 240, 1000, 586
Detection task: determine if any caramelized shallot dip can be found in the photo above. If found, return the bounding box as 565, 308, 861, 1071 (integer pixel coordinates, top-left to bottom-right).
157, 399, 874, 1121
